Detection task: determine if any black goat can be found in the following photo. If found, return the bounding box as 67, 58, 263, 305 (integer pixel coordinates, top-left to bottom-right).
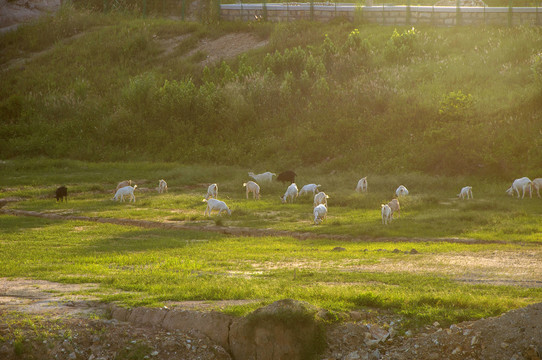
276, 170, 297, 184
56, 186, 68, 202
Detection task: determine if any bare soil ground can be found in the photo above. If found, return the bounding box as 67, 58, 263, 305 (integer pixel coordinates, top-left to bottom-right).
1, 277, 541, 360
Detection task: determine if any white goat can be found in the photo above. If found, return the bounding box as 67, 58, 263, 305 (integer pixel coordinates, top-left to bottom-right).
532, 178, 542, 198
381, 204, 392, 225
388, 198, 400, 218
243, 181, 260, 200
457, 186, 473, 200
356, 177, 368, 193
280, 183, 298, 204
313, 204, 328, 225
205, 183, 218, 200
299, 184, 321, 196
112, 185, 137, 203
313, 191, 329, 208
395, 185, 409, 197
203, 198, 231, 216
116, 180, 132, 191
248, 171, 276, 183
158, 179, 168, 193
506, 177, 532, 199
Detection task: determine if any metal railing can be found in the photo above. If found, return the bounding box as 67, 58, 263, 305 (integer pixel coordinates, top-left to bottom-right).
71, 0, 542, 26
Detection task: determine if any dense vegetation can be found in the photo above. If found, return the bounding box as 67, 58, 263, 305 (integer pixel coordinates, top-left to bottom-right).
1, 4, 541, 177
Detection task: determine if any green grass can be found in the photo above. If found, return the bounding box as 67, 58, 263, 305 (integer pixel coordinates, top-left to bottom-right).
0, 213, 540, 329
2, 160, 541, 243
1, 160, 542, 329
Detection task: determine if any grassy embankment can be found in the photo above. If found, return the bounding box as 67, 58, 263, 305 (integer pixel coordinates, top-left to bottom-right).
1, 5, 541, 176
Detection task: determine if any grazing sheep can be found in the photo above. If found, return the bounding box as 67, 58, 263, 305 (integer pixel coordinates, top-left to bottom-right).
205, 183, 218, 200
112, 185, 137, 203
248, 171, 276, 183
280, 183, 298, 204
388, 198, 400, 218
313, 191, 329, 208
276, 170, 297, 184
506, 177, 532, 199
313, 204, 328, 225
116, 180, 132, 191
395, 185, 409, 197
381, 204, 392, 225
55, 186, 68, 202
203, 198, 231, 216
299, 184, 321, 196
457, 186, 473, 200
243, 181, 260, 200
356, 177, 368, 193
158, 179, 168, 193
532, 178, 542, 198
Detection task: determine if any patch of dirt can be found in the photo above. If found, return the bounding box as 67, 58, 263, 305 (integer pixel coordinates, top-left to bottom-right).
1, 278, 542, 360
0, 0, 60, 33
185, 32, 268, 66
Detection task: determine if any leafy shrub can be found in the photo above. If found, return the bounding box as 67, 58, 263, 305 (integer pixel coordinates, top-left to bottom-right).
385, 27, 419, 61
121, 73, 158, 115
438, 90, 474, 120
341, 28, 370, 55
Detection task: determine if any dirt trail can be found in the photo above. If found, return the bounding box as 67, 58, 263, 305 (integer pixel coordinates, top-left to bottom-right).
0, 208, 512, 245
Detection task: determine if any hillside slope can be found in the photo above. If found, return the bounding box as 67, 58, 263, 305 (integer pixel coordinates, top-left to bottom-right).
1, 5, 541, 176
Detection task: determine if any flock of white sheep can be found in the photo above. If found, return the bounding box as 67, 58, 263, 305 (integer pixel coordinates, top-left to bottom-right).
109, 173, 542, 226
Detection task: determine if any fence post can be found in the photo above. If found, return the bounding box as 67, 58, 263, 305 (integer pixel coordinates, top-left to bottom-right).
310, 0, 314, 21
215, 0, 221, 23
456, 0, 461, 26
406, 0, 411, 26
508, 0, 512, 27
142, 0, 147, 17
263, 0, 267, 21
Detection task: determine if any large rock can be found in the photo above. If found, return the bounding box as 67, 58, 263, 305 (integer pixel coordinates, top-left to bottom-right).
229, 299, 325, 360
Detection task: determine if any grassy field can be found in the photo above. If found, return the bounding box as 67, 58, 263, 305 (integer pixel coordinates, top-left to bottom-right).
1, 160, 541, 329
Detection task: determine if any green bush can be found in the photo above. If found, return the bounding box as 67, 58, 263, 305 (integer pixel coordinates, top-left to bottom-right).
438, 90, 474, 120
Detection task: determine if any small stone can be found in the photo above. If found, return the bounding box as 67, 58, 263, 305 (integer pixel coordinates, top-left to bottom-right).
433, 321, 440, 327
450, 324, 460, 331
392, 249, 401, 253
365, 339, 379, 347
405, 330, 413, 337
501, 342, 509, 349
332, 247, 346, 252
452, 347, 461, 354
463, 329, 472, 336
345, 351, 360, 360
151, 350, 159, 356
69, 352, 76, 360
369, 349, 381, 360
471, 336, 478, 346
350, 311, 362, 322
410, 249, 419, 254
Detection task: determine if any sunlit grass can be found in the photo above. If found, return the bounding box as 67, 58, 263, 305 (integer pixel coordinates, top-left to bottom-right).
1, 213, 540, 328
2, 160, 541, 242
